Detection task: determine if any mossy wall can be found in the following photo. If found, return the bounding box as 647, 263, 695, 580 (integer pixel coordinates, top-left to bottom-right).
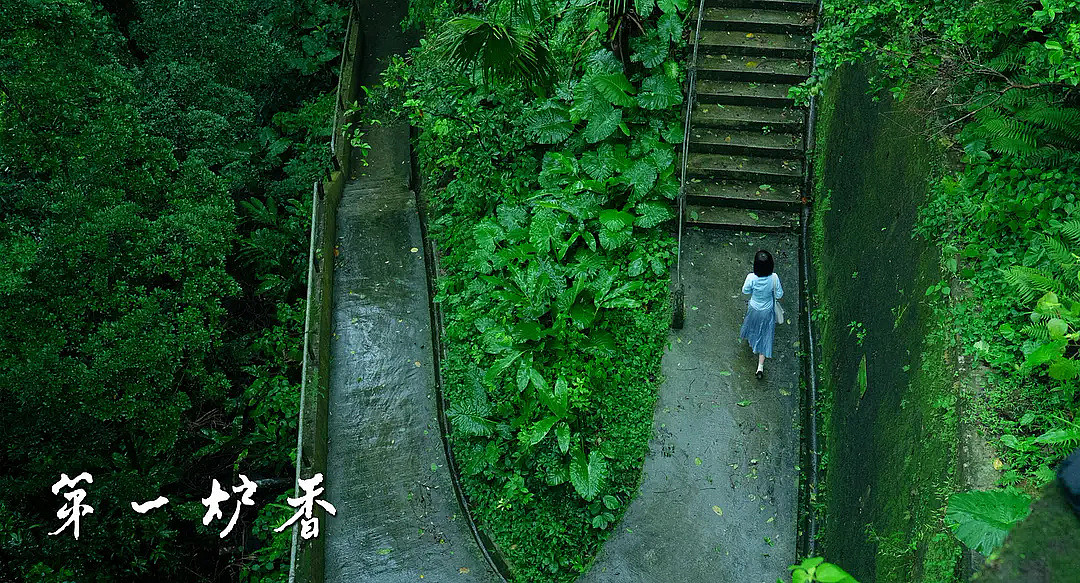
811, 63, 963, 582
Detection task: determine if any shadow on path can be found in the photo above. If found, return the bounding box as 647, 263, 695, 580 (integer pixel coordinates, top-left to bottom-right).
579, 228, 801, 583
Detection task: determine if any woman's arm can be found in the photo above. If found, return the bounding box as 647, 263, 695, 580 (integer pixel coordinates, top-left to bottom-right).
742, 273, 753, 294
774, 274, 784, 299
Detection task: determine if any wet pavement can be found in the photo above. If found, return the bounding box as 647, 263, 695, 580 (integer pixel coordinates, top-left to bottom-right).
321, 124, 499, 582
319, 3, 499, 581
578, 227, 801, 583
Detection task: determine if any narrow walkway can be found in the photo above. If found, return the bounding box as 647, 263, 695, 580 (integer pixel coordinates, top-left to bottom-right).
320, 5, 499, 582
579, 228, 801, 583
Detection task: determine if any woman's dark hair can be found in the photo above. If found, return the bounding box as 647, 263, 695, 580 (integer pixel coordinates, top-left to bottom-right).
753, 249, 774, 277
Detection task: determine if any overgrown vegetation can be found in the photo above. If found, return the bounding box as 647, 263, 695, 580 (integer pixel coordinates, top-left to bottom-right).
357, 0, 685, 579
0, 0, 348, 579
803, 0, 1080, 574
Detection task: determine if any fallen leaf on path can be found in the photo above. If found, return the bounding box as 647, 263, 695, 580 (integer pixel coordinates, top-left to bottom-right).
737, 400, 752, 407
719, 370, 732, 376
712, 506, 723, 516
695, 457, 703, 465
459, 568, 470, 574
410, 247, 419, 253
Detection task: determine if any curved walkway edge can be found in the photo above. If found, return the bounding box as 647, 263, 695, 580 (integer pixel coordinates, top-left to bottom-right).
579, 228, 801, 583
318, 3, 500, 581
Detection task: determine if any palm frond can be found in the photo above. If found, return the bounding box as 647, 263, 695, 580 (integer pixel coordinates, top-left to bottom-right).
434, 15, 553, 87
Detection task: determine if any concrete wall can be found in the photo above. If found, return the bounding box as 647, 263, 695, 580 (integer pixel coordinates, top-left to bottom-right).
809, 63, 962, 582
811, 61, 1080, 583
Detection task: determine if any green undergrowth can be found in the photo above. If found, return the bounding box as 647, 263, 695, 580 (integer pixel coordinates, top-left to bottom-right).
359, 1, 687, 580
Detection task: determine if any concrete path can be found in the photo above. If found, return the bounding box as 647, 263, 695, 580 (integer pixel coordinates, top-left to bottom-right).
320, 4, 499, 582
579, 227, 801, 583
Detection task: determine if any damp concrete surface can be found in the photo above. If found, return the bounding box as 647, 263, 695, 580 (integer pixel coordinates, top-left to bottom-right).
320, 3, 498, 581
579, 227, 801, 583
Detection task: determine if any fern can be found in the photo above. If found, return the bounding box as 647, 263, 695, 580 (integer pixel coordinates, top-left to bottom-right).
1039, 233, 1075, 268
1061, 219, 1080, 245
1001, 266, 1063, 304
986, 45, 1026, 75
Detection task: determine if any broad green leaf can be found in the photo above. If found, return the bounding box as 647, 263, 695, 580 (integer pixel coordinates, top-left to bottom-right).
552, 375, 569, 417
580, 146, 616, 180
555, 422, 570, 453
857, 354, 867, 399
598, 226, 632, 249
624, 157, 659, 199
516, 361, 532, 393
583, 103, 623, 143
637, 75, 682, 109
630, 34, 668, 68
569, 300, 597, 328
945, 489, 1032, 555
598, 209, 636, 230
448, 380, 495, 436
591, 73, 637, 107
656, 12, 682, 42
521, 415, 559, 446
635, 201, 674, 228
530, 207, 561, 253
1047, 318, 1068, 338
570, 445, 607, 500
525, 104, 573, 144
485, 350, 524, 384
657, 0, 687, 13
1023, 339, 1066, 371
1034, 426, 1080, 444
634, 0, 656, 16
814, 563, 857, 582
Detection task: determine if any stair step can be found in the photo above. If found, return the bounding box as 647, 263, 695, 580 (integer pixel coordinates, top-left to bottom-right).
706, 0, 817, 12
696, 79, 796, 106
687, 153, 803, 183
692, 103, 802, 131
686, 179, 802, 210
697, 7, 814, 34
689, 128, 802, 158
697, 53, 811, 83
699, 30, 811, 58
686, 205, 800, 232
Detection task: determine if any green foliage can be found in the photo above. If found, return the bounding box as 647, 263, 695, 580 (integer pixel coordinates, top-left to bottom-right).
0, 0, 347, 578
358, 0, 685, 578
944, 489, 1032, 555
433, 15, 553, 88
782, 557, 860, 583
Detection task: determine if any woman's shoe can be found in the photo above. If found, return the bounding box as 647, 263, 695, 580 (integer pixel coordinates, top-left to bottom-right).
755, 370, 763, 380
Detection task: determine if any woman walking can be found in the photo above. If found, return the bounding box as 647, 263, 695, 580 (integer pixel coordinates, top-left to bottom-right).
740, 249, 783, 379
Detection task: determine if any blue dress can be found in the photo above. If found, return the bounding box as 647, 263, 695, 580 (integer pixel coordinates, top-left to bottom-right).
739, 273, 783, 358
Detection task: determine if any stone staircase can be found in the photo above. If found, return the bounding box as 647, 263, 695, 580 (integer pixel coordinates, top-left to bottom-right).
684, 0, 814, 232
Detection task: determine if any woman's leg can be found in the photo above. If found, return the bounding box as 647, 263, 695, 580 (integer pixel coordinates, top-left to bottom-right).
757, 353, 765, 372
